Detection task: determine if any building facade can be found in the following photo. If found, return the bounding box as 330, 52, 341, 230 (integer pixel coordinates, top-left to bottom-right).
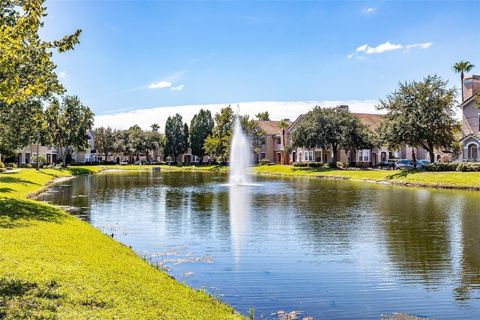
460, 75, 480, 161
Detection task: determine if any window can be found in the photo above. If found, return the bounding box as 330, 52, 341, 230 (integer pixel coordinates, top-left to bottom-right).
358, 149, 370, 162
276, 137, 281, 144
304, 151, 313, 161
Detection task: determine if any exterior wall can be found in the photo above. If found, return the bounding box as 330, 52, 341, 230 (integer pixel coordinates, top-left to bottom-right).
17, 145, 58, 165
461, 136, 480, 161
463, 75, 480, 102
463, 99, 479, 135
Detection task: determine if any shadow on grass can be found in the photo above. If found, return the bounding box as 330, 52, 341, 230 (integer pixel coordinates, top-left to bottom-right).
0, 198, 65, 228
0, 277, 62, 319
0, 176, 38, 186
386, 170, 419, 180
291, 167, 333, 173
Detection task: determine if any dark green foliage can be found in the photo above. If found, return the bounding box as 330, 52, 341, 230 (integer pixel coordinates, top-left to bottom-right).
164, 114, 188, 162
378, 75, 458, 164
456, 162, 480, 172
255, 111, 270, 121
190, 109, 214, 163
425, 162, 459, 172
291, 107, 372, 163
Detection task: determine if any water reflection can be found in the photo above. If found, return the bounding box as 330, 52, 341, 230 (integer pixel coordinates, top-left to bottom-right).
229, 185, 251, 267
38, 172, 480, 319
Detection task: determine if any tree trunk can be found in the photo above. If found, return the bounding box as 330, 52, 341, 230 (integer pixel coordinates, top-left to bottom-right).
104, 152, 108, 164
332, 145, 338, 164
461, 72, 464, 102
411, 148, 417, 169
36, 143, 40, 171
429, 149, 435, 163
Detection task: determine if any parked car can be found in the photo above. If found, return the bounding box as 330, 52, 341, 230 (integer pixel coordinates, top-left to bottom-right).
416, 160, 431, 169
396, 159, 414, 170
120, 160, 129, 165
134, 160, 148, 165
379, 159, 398, 169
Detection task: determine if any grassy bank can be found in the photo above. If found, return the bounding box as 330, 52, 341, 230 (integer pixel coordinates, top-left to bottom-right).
0, 169, 241, 319
253, 165, 480, 190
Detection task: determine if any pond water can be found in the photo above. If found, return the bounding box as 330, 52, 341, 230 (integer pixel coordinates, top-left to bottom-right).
37, 171, 480, 319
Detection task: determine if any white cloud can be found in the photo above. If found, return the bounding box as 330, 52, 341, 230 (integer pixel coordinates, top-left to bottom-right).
170, 84, 184, 91
361, 7, 377, 14
148, 81, 172, 89
95, 100, 381, 131
58, 71, 67, 79
348, 41, 432, 58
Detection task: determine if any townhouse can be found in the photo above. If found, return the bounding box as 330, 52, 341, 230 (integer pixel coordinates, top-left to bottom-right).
459, 75, 480, 161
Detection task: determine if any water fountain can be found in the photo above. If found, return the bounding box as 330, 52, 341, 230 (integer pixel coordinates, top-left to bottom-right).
228, 115, 253, 185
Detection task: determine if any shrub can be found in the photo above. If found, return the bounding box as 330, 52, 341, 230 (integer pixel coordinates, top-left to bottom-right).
258, 159, 270, 166
0, 168, 6, 173
336, 162, 349, 169
456, 162, 480, 172
0, 162, 5, 169
25, 163, 33, 168
425, 162, 459, 172
5, 163, 17, 168
293, 162, 326, 168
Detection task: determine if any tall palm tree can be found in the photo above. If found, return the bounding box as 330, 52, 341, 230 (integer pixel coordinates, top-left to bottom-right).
453, 60, 475, 101
278, 120, 290, 164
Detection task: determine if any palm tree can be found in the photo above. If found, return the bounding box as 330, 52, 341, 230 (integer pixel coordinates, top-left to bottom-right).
278, 120, 290, 164
453, 60, 475, 101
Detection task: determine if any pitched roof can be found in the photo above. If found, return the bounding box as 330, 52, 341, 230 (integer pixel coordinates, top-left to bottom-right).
353, 113, 384, 131
288, 113, 384, 132
256, 120, 292, 135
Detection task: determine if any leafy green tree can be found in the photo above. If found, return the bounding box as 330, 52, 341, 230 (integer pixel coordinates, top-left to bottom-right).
255, 111, 270, 121
190, 109, 214, 163
164, 114, 188, 162
145, 128, 164, 162
125, 125, 147, 162
291, 107, 371, 164
44, 96, 94, 166
204, 106, 235, 163
0, 99, 44, 161
93, 127, 115, 163
0, 0, 82, 105
453, 61, 475, 101
378, 75, 458, 165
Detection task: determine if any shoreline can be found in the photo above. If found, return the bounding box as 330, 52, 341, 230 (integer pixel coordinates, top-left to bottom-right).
254, 171, 480, 191
0, 168, 242, 319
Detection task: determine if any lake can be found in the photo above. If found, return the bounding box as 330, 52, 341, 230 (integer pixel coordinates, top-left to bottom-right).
37, 171, 480, 319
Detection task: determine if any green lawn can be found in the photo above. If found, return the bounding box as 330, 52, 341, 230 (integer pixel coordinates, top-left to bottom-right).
0, 168, 242, 320
253, 165, 480, 189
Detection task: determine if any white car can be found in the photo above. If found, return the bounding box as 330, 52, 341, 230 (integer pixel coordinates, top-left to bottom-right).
120, 160, 129, 165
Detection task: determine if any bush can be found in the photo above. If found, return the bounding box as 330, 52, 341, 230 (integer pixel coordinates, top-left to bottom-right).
258, 159, 270, 166
456, 162, 480, 172
336, 162, 349, 169
293, 162, 327, 168
425, 162, 459, 172
0, 162, 5, 169
0, 168, 6, 173
5, 163, 17, 168
25, 163, 33, 168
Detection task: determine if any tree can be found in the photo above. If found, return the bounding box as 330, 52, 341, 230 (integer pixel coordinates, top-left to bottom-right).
378, 75, 458, 165
151, 123, 160, 132
0, 0, 82, 105
190, 109, 214, 164
125, 125, 147, 162
290, 107, 371, 164
164, 114, 188, 162
255, 111, 270, 121
453, 60, 475, 102
0, 99, 44, 161
204, 106, 235, 163
44, 96, 94, 166
93, 127, 115, 163
278, 120, 290, 164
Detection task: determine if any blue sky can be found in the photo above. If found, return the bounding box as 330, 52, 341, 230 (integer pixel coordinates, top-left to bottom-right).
43, 0, 479, 122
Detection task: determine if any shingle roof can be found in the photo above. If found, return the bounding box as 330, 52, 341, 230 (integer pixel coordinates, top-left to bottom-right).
353, 113, 384, 131
257, 120, 292, 135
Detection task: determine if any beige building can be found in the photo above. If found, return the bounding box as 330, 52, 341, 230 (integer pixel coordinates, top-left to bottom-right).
460, 75, 480, 161
255, 120, 292, 164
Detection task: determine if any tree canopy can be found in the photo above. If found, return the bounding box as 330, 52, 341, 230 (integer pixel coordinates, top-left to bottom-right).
190, 109, 213, 163
0, 0, 82, 104
164, 114, 188, 162
255, 111, 270, 121
44, 95, 94, 166
378, 75, 458, 164
291, 107, 372, 163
